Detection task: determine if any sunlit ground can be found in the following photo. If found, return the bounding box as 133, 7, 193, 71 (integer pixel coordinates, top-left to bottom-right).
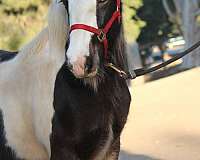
120, 67, 200, 160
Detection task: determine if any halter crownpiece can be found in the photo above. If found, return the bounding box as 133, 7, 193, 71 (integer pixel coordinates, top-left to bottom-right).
69, 0, 121, 59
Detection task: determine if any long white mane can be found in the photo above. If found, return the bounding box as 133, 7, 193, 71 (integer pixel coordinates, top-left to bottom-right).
16, 0, 67, 62
0, 0, 68, 159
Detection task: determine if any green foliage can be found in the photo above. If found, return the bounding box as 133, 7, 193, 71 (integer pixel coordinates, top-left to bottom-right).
134, 0, 179, 47
123, 0, 144, 42
0, 0, 49, 51
0, 0, 142, 49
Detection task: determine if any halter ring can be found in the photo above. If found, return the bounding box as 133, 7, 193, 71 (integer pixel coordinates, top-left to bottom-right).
97, 30, 106, 42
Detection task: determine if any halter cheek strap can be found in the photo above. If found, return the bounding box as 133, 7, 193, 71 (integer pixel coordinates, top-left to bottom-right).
69, 0, 121, 60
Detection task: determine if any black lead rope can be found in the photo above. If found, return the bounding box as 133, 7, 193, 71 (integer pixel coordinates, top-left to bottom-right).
125, 40, 200, 80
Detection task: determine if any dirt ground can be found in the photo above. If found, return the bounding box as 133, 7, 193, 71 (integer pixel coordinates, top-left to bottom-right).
120, 67, 200, 160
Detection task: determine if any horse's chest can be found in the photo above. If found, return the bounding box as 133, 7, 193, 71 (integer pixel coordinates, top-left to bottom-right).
54, 82, 130, 140
59, 92, 114, 135
52, 68, 131, 159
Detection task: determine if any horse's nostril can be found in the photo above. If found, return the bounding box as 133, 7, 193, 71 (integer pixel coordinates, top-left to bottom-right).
85, 56, 93, 73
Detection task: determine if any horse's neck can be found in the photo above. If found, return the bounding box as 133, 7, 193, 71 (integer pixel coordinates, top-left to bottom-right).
17, 0, 68, 65
14, 28, 48, 62
111, 30, 128, 71
14, 27, 66, 69
48, 0, 68, 64
48, 34, 66, 65
0, 27, 66, 91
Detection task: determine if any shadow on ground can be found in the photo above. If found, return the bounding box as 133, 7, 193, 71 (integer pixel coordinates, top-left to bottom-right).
120, 151, 161, 160
165, 132, 200, 151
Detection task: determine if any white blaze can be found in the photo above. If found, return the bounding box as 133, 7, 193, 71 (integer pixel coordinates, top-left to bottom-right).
67, 0, 97, 76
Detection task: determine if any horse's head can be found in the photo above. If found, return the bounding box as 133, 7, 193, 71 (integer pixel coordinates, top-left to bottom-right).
62, 0, 123, 79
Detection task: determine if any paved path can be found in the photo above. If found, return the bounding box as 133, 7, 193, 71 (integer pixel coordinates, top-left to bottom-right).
120, 67, 200, 160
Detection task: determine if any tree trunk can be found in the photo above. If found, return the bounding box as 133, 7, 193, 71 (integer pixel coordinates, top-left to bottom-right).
181, 0, 200, 68
164, 0, 200, 68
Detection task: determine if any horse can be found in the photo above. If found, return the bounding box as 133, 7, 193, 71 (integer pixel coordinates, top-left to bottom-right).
50, 0, 131, 159
0, 0, 69, 159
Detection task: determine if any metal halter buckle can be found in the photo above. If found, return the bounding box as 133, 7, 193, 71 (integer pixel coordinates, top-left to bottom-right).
106, 63, 128, 78
97, 30, 106, 42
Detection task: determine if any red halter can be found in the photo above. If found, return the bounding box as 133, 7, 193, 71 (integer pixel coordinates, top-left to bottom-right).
69, 0, 121, 60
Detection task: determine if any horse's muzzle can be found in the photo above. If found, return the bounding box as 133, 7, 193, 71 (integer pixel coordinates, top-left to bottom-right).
68, 53, 99, 79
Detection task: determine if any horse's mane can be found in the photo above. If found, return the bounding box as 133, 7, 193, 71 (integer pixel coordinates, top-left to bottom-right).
112, 26, 129, 73
48, 0, 68, 54
15, 0, 68, 62
16, 28, 49, 61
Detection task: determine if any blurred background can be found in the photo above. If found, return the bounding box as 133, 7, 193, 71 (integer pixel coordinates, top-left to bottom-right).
0, 0, 200, 159
123, 0, 200, 79
0, 0, 50, 51
122, 1, 200, 160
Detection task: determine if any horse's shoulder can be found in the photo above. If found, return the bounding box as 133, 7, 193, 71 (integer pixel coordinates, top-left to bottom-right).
0, 98, 49, 160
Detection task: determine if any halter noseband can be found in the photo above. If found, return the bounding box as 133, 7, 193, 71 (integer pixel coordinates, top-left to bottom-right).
69, 0, 121, 60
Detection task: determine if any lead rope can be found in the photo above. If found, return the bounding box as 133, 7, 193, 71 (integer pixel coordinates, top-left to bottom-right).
106, 40, 200, 80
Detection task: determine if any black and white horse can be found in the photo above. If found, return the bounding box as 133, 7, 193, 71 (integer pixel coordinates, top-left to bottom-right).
50, 0, 131, 159
0, 0, 69, 159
